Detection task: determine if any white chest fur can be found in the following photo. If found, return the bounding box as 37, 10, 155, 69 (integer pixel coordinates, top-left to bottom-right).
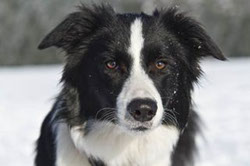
55, 123, 91, 166
56, 122, 179, 166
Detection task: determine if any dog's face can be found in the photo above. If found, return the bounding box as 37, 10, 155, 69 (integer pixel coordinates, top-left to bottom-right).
39, 5, 225, 134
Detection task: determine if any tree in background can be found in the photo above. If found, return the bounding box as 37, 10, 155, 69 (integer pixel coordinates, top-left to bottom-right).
0, 0, 249, 65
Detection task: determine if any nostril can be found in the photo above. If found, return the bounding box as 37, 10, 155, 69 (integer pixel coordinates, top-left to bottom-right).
135, 110, 141, 117
148, 110, 154, 116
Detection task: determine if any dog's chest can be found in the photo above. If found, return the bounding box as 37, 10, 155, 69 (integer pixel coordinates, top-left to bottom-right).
56, 123, 179, 166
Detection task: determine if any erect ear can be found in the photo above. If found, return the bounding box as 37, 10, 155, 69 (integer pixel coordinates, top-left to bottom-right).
38, 4, 115, 50
156, 8, 226, 60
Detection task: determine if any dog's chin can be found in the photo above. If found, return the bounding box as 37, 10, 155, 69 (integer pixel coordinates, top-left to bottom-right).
118, 120, 159, 135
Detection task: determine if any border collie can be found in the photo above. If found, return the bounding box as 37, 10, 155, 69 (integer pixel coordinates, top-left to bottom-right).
35, 4, 225, 166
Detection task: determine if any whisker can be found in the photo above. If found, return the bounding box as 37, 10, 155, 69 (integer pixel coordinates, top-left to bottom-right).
95, 107, 116, 120
163, 110, 179, 127
99, 111, 117, 121
164, 107, 179, 115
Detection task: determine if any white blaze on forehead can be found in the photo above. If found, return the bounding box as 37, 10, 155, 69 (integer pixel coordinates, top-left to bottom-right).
116, 18, 164, 128
128, 18, 144, 64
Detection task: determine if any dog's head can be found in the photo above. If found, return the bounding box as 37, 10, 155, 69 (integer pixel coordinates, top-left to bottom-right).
39, 5, 225, 134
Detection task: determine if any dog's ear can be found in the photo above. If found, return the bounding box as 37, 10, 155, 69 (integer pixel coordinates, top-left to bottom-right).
155, 8, 226, 60
38, 4, 115, 50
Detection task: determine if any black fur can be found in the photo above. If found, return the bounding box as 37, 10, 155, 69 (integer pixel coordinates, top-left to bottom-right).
35, 4, 225, 166
171, 110, 201, 166
35, 102, 58, 166
88, 157, 106, 166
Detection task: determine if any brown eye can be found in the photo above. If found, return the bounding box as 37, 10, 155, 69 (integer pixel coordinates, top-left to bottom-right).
155, 61, 166, 70
106, 60, 117, 69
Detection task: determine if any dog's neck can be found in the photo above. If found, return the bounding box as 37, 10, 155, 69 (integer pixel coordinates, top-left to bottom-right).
55, 122, 179, 166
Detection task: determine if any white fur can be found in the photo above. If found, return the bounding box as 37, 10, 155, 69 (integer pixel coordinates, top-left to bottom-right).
70, 122, 180, 166
56, 123, 90, 166
117, 18, 164, 129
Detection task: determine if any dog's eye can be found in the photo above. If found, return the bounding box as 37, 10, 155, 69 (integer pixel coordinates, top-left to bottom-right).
106, 60, 118, 69
155, 60, 166, 70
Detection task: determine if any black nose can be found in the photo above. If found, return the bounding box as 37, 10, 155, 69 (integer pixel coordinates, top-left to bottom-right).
127, 99, 157, 122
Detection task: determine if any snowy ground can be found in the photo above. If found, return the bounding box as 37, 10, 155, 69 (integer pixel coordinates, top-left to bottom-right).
0, 58, 249, 166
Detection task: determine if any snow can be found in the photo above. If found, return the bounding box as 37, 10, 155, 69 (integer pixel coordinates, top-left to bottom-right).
194, 58, 250, 166
0, 66, 62, 166
0, 58, 249, 166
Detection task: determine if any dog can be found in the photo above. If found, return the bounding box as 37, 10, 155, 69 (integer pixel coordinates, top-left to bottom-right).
35, 4, 225, 166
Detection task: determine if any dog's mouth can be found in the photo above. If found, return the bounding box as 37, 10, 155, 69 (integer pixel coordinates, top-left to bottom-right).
118, 118, 157, 134
132, 126, 149, 131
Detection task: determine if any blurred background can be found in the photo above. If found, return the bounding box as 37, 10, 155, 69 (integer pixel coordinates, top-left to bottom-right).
0, 0, 250, 166
0, 0, 250, 65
